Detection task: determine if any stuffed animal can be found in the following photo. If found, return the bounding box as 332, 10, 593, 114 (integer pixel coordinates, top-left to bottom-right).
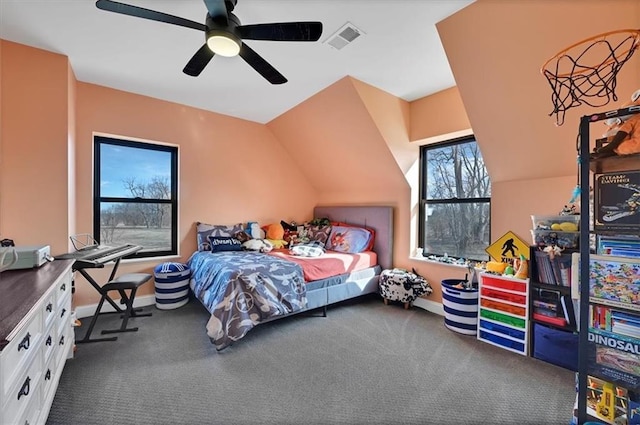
593, 89, 640, 158
263, 223, 288, 248
242, 239, 273, 253
247, 222, 265, 239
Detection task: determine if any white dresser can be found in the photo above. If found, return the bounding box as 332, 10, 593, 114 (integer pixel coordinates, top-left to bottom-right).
0, 260, 74, 425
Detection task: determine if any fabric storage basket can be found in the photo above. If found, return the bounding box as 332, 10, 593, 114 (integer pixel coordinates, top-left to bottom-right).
441, 279, 479, 335
154, 262, 191, 310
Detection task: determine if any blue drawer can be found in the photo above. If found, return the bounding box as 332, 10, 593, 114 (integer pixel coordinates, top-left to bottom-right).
533, 323, 578, 371
479, 319, 525, 340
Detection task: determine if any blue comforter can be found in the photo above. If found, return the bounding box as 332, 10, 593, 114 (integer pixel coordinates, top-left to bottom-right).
188, 251, 307, 350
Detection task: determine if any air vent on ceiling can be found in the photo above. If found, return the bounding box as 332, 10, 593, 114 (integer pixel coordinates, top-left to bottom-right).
324, 22, 364, 50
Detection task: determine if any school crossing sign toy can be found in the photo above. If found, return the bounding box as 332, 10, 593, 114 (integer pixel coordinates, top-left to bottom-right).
486, 231, 529, 262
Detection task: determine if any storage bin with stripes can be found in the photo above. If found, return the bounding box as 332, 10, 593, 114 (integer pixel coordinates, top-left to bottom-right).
153, 262, 191, 310
441, 279, 479, 335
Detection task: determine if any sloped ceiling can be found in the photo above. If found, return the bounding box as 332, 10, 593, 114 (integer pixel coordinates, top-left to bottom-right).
437, 0, 640, 184
268, 77, 408, 195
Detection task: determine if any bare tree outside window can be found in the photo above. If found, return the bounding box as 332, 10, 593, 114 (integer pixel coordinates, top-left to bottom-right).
94, 136, 178, 259
420, 136, 491, 261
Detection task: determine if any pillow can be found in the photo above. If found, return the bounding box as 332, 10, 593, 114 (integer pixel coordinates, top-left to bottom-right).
289, 241, 325, 257
325, 225, 373, 254
331, 221, 376, 251
304, 223, 332, 245
196, 221, 244, 251
207, 236, 243, 252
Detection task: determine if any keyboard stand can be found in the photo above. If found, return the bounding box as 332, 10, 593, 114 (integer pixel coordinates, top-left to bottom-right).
75, 255, 152, 343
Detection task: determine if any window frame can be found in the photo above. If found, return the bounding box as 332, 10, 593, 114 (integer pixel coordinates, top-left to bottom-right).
418, 134, 491, 262
93, 135, 178, 259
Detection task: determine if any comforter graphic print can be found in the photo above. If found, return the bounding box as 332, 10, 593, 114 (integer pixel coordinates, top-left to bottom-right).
188, 251, 307, 350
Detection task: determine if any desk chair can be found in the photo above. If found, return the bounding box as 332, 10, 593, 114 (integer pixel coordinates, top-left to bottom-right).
80, 273, 153, 342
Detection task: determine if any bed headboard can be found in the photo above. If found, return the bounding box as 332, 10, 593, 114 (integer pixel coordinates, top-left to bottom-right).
313, 206, 393, 270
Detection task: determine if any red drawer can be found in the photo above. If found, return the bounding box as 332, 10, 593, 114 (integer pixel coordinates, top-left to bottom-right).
481, 287, 526, 304
481, 275, 526, 293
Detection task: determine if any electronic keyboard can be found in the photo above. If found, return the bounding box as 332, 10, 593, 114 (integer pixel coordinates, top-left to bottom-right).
56, 244, 142, 269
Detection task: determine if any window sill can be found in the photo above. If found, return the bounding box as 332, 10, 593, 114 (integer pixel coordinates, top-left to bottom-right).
409, 256, 474, 269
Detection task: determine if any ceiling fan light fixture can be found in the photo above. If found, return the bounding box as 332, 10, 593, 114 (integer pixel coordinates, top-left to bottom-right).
206, 30, 241, 57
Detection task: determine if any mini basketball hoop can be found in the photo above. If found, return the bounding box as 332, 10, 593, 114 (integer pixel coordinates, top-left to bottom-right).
541, 29, 640, 126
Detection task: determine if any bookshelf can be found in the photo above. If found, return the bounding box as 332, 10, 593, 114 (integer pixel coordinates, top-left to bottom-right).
528, 245, 579, 372
529, 245, 578, 332
575, 106, 640, 425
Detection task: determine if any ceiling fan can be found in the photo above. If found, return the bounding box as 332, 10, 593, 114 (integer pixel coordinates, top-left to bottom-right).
95, 0, 323, 84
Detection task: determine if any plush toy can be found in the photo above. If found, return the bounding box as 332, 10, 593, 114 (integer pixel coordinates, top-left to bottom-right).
242, 239, 273, 253
592, 89, 640, 159
263, 223, 288, 248
247, 222, 265, 239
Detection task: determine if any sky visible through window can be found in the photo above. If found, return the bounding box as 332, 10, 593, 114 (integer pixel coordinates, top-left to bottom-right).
100, 144, 171, 198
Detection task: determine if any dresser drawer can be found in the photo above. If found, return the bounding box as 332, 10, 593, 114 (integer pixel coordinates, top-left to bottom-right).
3, 350, 43, 425
41, 291, 57, 331
55, 271, 72, 310
54, 328, 71, 367
41, 353, 57, 408
42, 321, 58, 366
1, 310, 42, 397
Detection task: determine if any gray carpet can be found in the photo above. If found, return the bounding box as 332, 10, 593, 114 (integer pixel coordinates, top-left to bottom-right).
47, 295, 575, 425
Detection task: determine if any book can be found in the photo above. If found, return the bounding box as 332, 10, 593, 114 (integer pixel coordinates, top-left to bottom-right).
589, 254, 640, 312
561, 295, 576, 327
587, 329, 640, 389
586, 375, 629, 425
594, 171, 640, 233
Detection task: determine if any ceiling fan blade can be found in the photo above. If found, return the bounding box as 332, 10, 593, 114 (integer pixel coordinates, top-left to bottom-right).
239, 43, 287, 85
239, 22, 323, 42
96, 0, 206, 32
203, 0, 228, 18
183, 44, 215, 77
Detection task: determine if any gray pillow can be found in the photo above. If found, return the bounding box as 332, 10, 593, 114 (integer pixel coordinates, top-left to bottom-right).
196, 222, 244, 251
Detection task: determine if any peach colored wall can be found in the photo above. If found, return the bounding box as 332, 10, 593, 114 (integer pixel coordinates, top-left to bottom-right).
67, 61, 77, 252
410, 87, 471, 142
267, 77, 413, 260
0, 41, 71, 253
438, 0, 640, 184
72, 83, 317, 305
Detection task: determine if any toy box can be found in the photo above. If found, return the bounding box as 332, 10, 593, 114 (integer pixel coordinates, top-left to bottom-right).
531, 214, 580, 231
531, 229, 580, 249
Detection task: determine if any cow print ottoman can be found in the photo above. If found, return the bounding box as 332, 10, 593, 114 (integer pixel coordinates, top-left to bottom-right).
379, 268, 432, 309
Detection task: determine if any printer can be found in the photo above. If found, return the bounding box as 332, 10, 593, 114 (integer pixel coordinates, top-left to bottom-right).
7, 245, 51, 270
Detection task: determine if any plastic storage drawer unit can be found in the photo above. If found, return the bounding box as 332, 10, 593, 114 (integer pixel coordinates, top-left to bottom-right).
533, 323, 578, 371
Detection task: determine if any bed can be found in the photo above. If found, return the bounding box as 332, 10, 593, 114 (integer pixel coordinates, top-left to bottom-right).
187, 205, 393, 351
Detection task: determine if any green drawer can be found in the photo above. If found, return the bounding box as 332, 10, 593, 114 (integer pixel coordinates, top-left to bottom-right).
480, 308, 525, 329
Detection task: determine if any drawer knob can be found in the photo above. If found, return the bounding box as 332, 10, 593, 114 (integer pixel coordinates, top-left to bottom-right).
59, 335, 65, 345
60, 283, 66, 291
46, 335, 52, 346
46, 303, 53, 312
45, 369, 51, 381
60, 308, 67, 318
17, 376, 30, 400
18, 332, 31, 352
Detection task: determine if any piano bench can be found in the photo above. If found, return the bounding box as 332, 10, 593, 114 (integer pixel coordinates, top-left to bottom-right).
99, 272, 153, 336
104, 272, 152, 291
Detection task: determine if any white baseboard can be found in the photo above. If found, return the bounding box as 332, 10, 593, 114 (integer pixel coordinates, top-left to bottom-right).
413, 297, 444, 316
74, 294, 156, 319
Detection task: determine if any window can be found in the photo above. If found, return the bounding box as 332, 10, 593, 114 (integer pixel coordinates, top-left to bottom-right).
419, 135, 491, 261
94, 135, 178, 259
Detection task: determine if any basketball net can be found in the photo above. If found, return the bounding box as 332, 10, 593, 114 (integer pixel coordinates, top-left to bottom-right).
541, 29, 640, 126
